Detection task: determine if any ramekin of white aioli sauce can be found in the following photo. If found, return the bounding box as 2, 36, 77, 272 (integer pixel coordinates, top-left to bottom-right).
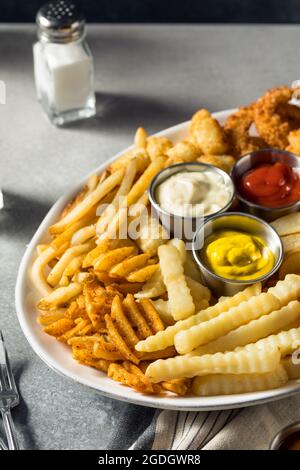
148, 162, 235, 244
155, 170, 232, 218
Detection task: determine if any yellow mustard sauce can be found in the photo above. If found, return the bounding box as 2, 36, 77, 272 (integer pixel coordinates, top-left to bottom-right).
201, 230, 275, 281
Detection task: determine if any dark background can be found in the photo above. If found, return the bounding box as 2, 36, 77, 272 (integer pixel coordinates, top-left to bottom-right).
2, 0, 300, 23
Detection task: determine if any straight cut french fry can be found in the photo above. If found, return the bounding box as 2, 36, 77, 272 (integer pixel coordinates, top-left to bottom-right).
135, 283, 261, 352
50, 168, 125, 234
174, 292, 280, 354
37, 283, 82, 310
146, 347, 281, 382
192, 366, 288, 396
31, 245, 57, 296
192, 301, 300, 356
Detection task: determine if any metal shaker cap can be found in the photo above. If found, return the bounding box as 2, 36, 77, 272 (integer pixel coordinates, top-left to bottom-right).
36, 1, 85, 43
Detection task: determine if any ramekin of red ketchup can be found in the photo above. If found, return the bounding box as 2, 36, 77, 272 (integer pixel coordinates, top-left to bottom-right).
231, 149, 300, 221
239, 162, 300, 208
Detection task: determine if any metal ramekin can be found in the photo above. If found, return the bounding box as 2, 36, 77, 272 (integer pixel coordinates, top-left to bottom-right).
231, 148, 300, 222
270, 421, 300, 450
192, 212, 283, 297
148, 162, 236, 244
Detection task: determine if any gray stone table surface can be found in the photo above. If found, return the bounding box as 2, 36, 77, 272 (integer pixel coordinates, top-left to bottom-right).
1, 24, 300, 450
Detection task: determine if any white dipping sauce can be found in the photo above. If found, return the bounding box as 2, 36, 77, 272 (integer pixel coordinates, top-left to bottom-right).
155, 170, 231, 217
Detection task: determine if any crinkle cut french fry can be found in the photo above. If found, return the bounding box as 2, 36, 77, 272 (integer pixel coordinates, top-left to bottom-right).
193, 301, 300, 356
281, 356, 300, 379
145, 347, 281, 383
185, 276, 211, 303
239, 327, 300, 358
37, 283, 82, 310
50, 168, 125, 234
268, 274, 300, 306
135, 283, 261, 353
158, 244, 194, 320
192, 366, 288, 396
175, 292, 280, 354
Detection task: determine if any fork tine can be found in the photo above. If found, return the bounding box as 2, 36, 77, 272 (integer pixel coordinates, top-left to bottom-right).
0, 332, 17, 393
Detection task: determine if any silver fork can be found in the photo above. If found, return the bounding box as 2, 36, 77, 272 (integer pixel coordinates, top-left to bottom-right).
0, 331, 20, 450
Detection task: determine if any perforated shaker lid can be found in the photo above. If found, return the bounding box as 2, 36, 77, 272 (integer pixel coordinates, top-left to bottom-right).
36, 1, 85, 43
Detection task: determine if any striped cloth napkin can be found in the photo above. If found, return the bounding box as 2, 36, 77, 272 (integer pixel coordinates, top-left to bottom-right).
109, 392, 300, 450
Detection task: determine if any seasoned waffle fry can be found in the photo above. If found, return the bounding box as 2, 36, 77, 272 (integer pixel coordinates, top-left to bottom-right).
240, 327, 300, 358
193, 301, 300, 356
268, 274, 300, 305
174, 292, 280, 354
50, 168, 125, 234
281, 356, 300, 379
136, 283, 261, 352
105, 313, 139, 364
139, 299, 165, 333
38, 283, 82, 310
161, 379, 191, 396
146, 347, 281, 382
192, 366, 288, 396
44, 317, 75, 337
158, 244, 195, 320
108, 363, 157, 394
123, 294, 153, 338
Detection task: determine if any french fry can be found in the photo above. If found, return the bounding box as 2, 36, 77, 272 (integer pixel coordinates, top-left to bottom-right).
62, 254, 85, 278
44, 317, 75, 337
158, 244, 195, 320
51, 214, 96, 250
38, 283, 82, 310
31, 245, 57, 296
281, 356, 300, 379
135, 213, 168, 256
94, 246, 136, 272
271, 213, 300, 236
239, 327, 300, 358
126, 264, 159, 283
97, 156, 167, 248
50, 168, 125, 234
47, 242, 94, 287
123, 294, 153, 339
192, 301, 300, 356
185, 276, 211, 304
134, 269, 166, 299
174, 292, 280, 354
134, 127, 148, 149
96, 160, 137, 236
109, 148, 150, 175
146, 347, 281, 382
110, 254, 150, 278
135, 283, 261, 352
71, 225, 96, 245
192, 366, 288, 396
161, 379, 191, 396
108, 363, 157, 394
37, 308, 67, 326
139, 298, 165, 333
268, 274, 300, 305
279, 253, 300, 279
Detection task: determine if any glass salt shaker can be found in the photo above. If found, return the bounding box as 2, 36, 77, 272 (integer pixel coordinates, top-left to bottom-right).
33, 0, 96, 126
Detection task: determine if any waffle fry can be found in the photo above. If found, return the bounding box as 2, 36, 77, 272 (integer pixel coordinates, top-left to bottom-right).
146, 347, 281, 382
192, 366, 288, 396
136, 283, 261, 353
174, 292, 280, 354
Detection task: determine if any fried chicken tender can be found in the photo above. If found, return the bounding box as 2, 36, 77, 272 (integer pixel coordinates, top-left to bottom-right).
254, 86, 300, 149
190, 109, 229, 155
286, 129, 300, 155
224, 104, 267, 158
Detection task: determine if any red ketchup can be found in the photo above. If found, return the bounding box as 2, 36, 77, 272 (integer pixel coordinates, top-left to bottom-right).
239, 162, 300, 207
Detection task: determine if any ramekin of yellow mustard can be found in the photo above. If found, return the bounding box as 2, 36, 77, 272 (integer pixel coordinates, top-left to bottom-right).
192, 212, 283, 297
